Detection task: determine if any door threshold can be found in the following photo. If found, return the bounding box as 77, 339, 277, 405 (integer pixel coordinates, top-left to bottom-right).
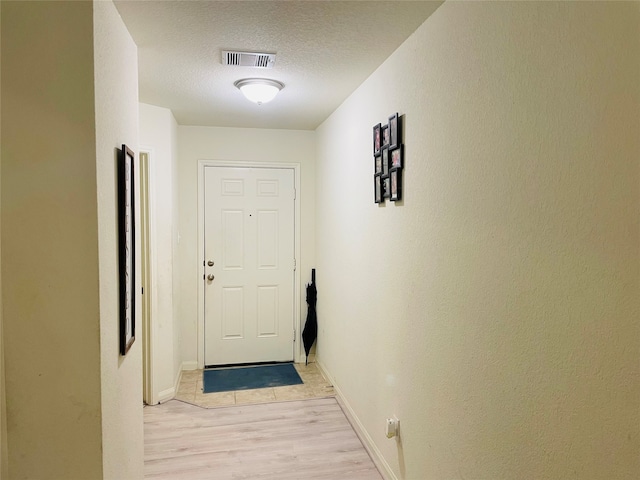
204, 360, 293, 370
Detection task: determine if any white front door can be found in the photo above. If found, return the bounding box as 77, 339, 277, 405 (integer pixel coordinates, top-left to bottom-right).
204, 166, 295, 366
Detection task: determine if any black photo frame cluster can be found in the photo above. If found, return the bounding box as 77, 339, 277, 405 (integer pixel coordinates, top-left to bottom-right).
118, 144, 136, 355
373, 113, 403, 203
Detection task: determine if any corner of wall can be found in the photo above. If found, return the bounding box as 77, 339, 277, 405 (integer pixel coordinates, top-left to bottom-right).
170, 109, 182, 391
139, 103, 182, 399
94, 0, 143, 478
2, 1, 104, 477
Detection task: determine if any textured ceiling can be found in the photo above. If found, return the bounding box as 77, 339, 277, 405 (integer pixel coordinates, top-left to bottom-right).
114, 1, 443, 130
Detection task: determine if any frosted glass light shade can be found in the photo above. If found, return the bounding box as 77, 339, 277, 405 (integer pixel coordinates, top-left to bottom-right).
234, 78, 284, 105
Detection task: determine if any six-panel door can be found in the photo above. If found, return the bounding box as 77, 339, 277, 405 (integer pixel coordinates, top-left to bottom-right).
204, 166, 295, 366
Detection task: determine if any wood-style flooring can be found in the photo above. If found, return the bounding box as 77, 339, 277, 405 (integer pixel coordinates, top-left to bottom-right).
144, 397, 383, 479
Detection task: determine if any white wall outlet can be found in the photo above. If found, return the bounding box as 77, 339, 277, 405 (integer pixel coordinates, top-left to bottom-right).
385, 417, 399, 439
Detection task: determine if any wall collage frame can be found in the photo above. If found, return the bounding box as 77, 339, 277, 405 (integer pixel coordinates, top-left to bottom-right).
373, 112, 403, 203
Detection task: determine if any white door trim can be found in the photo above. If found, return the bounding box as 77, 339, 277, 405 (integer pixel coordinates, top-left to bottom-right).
197, 160, 302, 369
140, 147, 159, 405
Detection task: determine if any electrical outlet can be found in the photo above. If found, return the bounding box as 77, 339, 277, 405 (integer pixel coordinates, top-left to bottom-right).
385, 417, 399, 439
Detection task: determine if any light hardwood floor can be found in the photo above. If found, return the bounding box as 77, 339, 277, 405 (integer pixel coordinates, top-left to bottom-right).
144, 397, 383, 479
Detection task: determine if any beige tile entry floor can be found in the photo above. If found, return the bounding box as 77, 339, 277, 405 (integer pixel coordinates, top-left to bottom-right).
174, 362, 335, 408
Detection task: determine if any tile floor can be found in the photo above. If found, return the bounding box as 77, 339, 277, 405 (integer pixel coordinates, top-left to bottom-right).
174, 362, 335, 408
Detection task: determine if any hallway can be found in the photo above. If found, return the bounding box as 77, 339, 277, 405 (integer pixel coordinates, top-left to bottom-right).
3, 2, 639, 478
144, 397, 383, 479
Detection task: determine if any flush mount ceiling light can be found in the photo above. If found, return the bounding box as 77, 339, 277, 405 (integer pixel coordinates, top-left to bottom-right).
234, 78, 284, 105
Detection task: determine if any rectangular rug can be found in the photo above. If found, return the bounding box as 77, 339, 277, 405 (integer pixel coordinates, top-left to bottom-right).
203, 363, 303, 393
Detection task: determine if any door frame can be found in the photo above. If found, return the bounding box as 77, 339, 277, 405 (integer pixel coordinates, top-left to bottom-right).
140, 147, 159, 405
197, 160, 302, 369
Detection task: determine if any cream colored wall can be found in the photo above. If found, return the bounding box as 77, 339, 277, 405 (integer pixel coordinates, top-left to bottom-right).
94, 1, 144, 478
1, 1, 104, 478
176, 126, 316, 366
0, 298, 4, 477
140, 102, 181, 400
0, 212, 4, 480
0, 296, 4, 480
0, 6, 5, 470
315, 2, 640, 479
0, 4, 5, 476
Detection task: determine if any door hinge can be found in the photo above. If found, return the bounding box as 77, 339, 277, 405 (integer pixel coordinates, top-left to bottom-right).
293, 329, 296, 341
293, 188, 296, 200
293, 258, 297, 271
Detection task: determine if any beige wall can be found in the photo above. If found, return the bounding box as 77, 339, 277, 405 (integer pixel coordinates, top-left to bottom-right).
1, 1, 104, 477
140, 103, 181, 401
0, 234, 4, 480
94, 1, 144, 478
176, 126, 316, 366
0, 308, 5, 480
316, 2, 640, 479
0, 4, 6, 476
1, 1, 143, 478
0, 3, 5, 471
0, 299, 4, 480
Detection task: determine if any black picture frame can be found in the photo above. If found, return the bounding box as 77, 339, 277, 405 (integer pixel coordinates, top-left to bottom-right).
375, 154, 383, 174
373, 123, 382, 157
374, 174, 383, 203
391, 145, 403, 169
382, 124, 390, 147
390, 167, 402, 202
383, 175, 391, 199
118, 144, 136, 355
389, 112, 400, 150
382, 146, 390, 175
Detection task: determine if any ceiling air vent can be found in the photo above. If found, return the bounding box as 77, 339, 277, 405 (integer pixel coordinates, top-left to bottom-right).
222, 51, 276, 69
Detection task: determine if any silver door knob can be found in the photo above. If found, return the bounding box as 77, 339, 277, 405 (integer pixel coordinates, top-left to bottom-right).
207, 274, 215, 281
207, 260, 214, 266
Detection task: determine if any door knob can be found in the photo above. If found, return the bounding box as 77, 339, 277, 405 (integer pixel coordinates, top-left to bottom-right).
207, 274, 215, 281
207, 260, 214, 266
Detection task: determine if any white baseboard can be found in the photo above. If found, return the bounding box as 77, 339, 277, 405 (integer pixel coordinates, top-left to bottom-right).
181, 361, 199, 371
174, 366, 183, 393
157, 386, 175, 404
316, 360, 397, 480
153, 363, 196, 405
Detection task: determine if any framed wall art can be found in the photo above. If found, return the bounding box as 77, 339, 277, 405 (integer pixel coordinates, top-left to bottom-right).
118, 144, 136, 355
373, 123, 382, 157
375, 154, 383, 174
388, 112, 400, 150
374, 174, 383, 203
382, 146, 390, 175
390, 168, 402, 201
391, 145, 403, 169
372, 113, 404, 205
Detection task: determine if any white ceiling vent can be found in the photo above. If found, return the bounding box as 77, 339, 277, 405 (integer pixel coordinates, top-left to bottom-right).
222, 51, 276, 69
